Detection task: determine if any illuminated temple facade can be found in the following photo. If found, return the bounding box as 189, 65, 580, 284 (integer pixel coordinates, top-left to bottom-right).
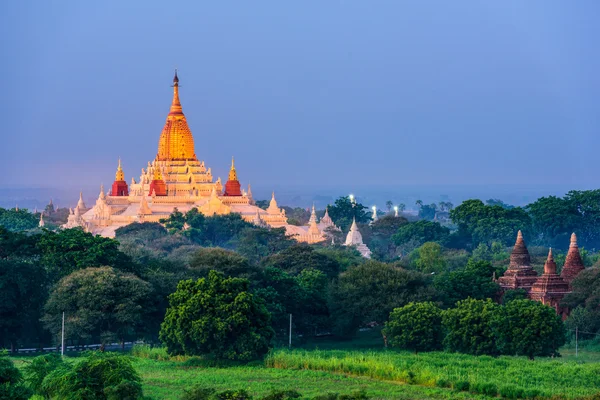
64, 72, 328, 243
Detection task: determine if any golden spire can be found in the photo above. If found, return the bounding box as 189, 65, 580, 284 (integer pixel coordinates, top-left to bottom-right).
115, 158, 125, 181
157, 70, 196, 161
228, 157, 238, 181
169, 69, 183, 116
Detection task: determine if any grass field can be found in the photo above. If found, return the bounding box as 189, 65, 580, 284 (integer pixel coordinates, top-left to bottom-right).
266, 349, 600, 399
10, 333, 600, 400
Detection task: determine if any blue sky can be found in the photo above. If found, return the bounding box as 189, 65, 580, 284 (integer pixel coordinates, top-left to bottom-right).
1, 1, 599, 193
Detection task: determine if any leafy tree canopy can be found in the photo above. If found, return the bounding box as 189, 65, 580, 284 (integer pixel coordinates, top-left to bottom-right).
43, 266, 154, 346
392, 220, 450, 248
36, 228, 137, 282
495, 299, 566, 359
261, 243, 340, 278
328, 196, 370, 231
442, 298, 500, 356
434, 259, 500, 307
383, 302, 443, 353
329, 261, 436, 336
0, 351, 31, 399
160, 271, 274, 360
0, 207, 39, 232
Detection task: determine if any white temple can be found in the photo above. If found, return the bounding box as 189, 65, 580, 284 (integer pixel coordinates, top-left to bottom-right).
344, 218, 372, 258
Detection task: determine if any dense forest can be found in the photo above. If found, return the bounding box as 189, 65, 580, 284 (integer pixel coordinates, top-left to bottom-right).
1, 191, 599, 355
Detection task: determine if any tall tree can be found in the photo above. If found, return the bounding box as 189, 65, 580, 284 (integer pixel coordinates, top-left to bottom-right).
383, 302, 443, 353
329, 261, 436, 336
160, 271, 274, 360
328, 196, 370, 231
43, 267, 154, 347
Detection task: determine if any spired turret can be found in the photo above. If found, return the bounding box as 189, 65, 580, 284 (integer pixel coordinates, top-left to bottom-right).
111, 159, 129, 196
223, 157, 242, 196
344, 218, 371, 258
561, 233, 585, 285
156, 70, 197, 161
498, 230, 539, 291
529, 248, 571, 318
148, 165, 167, 196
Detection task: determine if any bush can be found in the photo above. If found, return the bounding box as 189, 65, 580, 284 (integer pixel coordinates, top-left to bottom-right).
40, 352, 143, 400
442, 298, 500, 355
453, 380, 470, 391
181, 386, 216, 400
383, 302, 443, 353
499, 384, 525, 399
0, 351, 31, 400
260, 390, 302, 400
471, 382, 498, 397
22, 353, 64, 394
131, 345, 170, 361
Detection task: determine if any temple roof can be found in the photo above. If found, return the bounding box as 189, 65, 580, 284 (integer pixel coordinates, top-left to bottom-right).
157, 71, 197, 161
561, 232, 585, 283
509, 230, 531, 268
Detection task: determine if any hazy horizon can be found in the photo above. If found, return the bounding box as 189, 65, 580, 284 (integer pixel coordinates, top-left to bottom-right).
2, 1, 599, 203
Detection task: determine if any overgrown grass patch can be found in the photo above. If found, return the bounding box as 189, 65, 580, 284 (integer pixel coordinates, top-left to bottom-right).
265, 349, 600, 399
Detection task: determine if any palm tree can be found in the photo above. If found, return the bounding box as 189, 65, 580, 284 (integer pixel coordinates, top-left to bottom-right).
386, 200, 393, 213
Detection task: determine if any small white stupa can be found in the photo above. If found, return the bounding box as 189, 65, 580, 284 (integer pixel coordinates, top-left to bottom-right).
344, 217, 371, 258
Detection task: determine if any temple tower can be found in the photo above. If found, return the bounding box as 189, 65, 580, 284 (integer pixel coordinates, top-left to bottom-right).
498, 230, 539, 291
223, 157, 242, 196
156, 70, 197, 161
344, 218, 371, 258
529, 248, 570, 318
111, 159, 129, 196
561, 233, 585, 285
148, 165, 167, 196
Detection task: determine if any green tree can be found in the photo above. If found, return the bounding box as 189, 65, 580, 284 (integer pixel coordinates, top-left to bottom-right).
442, 298, 500, 355
328, 196, 370, 231
562, 267, 600, 317
329, 261, 436, 336
416, 201, 437, 221
0, 351, 31, 399
43, 267, 154, 348
385, 200, 393, 213
314, 246, 364, 272
39, 352, 143, 400
495, 300, 566, 359
0, 259, 47, 352
160, 271, 274, 360
383, 302, 443, 353
434, 259, 500, 307
392, 221, 450, 248
450, 199, 531, 248
189, 247, 258, 280
414, 242, 446, 273
262, 243, 340, 278
0, 207, 39, 231
36, 228, 137, 283
236, 227, 293, 264
160, 207, 186, 233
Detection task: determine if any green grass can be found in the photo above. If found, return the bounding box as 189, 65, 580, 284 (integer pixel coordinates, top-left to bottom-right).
266, 349, 600, 399
131, 357, 495, 400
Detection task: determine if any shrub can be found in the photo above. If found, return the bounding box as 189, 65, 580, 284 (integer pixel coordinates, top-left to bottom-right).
40, 352, 143, 399
453, 380, 470, 391
0, 351, 31, 400
499, 384, 525, 399
471, 382, 498, 397
383, 302, 443, 353
181, 386, 216, 400
442, 298, 500, 355
435, 378, 451, 388
260, 390, 301, 400
22, 353, 64, 394
131, 345, 170, 361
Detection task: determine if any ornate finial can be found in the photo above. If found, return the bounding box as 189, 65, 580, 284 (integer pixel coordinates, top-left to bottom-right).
570, 232, 578, 247
228, 156, 238, 181
544, 247, 557, 274
115, 158, 125, 181
173, 68, 179, 85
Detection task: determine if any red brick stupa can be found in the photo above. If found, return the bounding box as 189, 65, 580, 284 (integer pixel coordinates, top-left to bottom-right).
223, 157, 242, 196
110, 159, 129, 196
560, 233, 585, 286
498, 230, 539, 291
148, 165, 167, 196
529, 248, 570, 317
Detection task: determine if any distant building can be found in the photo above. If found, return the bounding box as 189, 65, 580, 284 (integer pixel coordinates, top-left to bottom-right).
344, 218, 371, 258
498, 231, 585, 318
62, 71, 331, 243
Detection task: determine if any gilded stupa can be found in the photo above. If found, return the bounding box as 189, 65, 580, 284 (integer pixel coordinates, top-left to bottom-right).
64, 71, 328, 243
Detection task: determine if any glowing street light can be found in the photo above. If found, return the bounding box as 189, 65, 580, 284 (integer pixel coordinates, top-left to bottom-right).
349, 194, 355, 204
393, 205, 399, 217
